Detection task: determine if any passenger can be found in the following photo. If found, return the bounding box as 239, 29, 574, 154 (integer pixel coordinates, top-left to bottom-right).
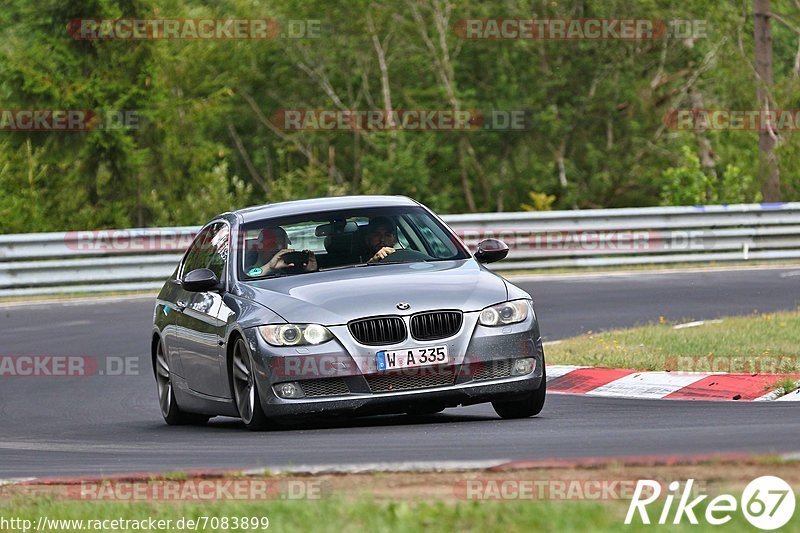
246, 227, 317, 276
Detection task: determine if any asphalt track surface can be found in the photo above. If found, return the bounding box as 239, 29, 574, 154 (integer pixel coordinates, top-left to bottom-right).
1, 266, 799, 478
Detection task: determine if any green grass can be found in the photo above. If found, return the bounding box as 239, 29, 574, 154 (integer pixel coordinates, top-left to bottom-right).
771, 377, 800, 397
547, 311, 800, 371
1, 496, 796, 532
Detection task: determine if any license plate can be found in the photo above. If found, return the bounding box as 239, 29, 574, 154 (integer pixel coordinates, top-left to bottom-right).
376, 346, 449, 371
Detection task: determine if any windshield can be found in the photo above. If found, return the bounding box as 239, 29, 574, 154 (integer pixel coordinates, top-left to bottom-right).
237, 206, 469, 280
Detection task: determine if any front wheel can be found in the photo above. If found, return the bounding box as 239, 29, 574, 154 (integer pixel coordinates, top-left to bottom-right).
231, 337, 272, 431
155, 340, 209, 426
492, 369, 546, 419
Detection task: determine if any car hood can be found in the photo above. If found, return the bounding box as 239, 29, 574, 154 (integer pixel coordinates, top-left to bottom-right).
238, 259, 508, 325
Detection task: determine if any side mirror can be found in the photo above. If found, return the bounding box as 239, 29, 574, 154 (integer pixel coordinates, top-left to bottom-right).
182, 268, 220, 292
474, 239, 509, 264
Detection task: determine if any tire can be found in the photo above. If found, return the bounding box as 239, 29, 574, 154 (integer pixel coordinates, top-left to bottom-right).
154, 339, 209, 426
231, 337, 273, 431
491, 368, 546, 419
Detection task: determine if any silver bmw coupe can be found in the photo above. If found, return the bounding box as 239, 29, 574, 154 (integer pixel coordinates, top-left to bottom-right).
152, 195, 545, 430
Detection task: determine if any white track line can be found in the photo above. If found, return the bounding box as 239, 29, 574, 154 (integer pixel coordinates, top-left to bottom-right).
0, 478, 35, 486
242, 460, 509, 475
545, 365, 588, 380
673, 319, 723, 330
586, 372, 709, 399
774, 388, 800, 401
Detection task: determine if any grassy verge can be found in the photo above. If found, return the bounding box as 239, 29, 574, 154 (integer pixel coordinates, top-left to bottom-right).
2, 498, 793, 532
546, 310, 800, 372
0, 498, 629, 533
3, 460, 799, 532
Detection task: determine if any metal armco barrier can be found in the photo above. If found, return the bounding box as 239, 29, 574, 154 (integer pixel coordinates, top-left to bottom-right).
1, 203, 800, 296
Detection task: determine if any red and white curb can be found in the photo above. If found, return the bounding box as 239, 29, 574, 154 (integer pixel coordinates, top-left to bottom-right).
547, 365, 800, 401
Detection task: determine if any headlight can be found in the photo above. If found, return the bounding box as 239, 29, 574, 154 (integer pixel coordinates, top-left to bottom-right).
479, 300, 530, 326
258, 324, 333, 346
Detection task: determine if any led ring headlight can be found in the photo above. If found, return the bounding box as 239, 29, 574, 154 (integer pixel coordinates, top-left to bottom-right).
279, 325, 301, 345
258, 324, 333, 346
478, 300, 530, 326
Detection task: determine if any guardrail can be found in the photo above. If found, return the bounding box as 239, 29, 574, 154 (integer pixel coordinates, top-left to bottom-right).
1, 203, 799, 296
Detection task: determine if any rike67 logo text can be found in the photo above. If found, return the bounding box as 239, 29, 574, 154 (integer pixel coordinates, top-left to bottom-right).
626, 476, 795, 530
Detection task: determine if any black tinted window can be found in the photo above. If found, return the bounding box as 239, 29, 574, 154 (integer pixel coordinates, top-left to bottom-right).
182, 222, 229, 279
238, 206, 468, 280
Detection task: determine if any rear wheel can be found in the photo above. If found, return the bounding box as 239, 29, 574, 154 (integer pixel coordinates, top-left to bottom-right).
155, 340, 209, 426
492, 369, 546, 419
231, 337, 272, 431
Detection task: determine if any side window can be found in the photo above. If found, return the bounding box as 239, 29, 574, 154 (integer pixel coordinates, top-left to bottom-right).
207, 224, 230, 279
181, 222, 229, 279
396, 224, 415, 250
406, 214, 458, 258
182, 225, 216, 277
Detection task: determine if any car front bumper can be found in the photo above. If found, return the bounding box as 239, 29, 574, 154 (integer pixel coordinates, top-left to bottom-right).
242, 309, 544, 419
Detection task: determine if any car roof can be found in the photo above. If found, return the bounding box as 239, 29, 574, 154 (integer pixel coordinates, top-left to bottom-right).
235, 195, 420, 223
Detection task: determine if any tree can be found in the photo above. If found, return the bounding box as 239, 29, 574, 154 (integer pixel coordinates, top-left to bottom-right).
754, 0, 781, 201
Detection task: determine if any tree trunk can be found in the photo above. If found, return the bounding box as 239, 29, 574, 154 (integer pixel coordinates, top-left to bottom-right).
754, 0, 781, 201
688, 87, 718, 183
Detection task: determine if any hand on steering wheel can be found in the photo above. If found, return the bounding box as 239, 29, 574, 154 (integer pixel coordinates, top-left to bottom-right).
369, 246, 396, 263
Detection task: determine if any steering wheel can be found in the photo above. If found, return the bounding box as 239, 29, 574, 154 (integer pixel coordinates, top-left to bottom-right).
376, 248, 431, 262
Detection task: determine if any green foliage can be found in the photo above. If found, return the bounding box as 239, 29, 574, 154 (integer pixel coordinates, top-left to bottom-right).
660, 146, 760, 205
660, 146, 714, 205
170, 161, 253, 223
0, 0, 797, 232
521, 191, 557, 211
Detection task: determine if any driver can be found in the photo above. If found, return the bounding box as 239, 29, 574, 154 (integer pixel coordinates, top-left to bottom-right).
246, 227, 317, 276
364, 216, 399, 263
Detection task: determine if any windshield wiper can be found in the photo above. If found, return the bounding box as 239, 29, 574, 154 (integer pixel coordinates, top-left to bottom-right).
319, 264, 369, 272
361, 260, 418, 266
246, 271, 298, 280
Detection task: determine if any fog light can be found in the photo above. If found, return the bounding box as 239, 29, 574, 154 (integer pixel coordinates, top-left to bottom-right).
274, 382, 305, 399
512, 358, 535, 376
